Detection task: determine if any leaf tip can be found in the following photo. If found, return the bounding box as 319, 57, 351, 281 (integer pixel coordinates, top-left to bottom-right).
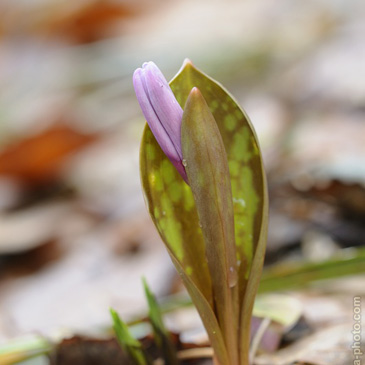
185, 86, 209, 113
179, 58, 197, 75
190, 86, 199, 94
183, 58, 194, 67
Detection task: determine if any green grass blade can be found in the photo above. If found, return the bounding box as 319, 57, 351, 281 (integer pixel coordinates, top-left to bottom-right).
110, 308, 148, 365
142, 278, 178, 364
259, 248, 365, 293
0, 336, 51, 365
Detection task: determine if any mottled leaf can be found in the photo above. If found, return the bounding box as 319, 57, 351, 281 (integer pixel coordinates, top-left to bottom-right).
170, 60, 267, 292
140, 115, 212, 306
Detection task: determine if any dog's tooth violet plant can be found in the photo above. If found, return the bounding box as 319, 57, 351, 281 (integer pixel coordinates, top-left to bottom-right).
134, 60, 268, 365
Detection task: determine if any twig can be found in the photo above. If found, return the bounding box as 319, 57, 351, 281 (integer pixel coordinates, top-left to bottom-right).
249, 317, 271, 364
177, 347, 214, 360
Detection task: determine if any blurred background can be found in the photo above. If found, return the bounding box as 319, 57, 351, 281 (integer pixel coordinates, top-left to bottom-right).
0, 0, 364, 361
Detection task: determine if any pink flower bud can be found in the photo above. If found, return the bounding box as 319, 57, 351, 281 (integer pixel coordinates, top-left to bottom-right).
133, 62, 188, 183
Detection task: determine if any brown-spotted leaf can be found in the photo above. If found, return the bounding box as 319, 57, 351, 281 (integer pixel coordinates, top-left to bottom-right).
171, 60, 267, 303
140, 126, 212, 305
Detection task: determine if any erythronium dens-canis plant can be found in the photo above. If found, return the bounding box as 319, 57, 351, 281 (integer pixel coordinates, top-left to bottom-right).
134, 60, 268, 365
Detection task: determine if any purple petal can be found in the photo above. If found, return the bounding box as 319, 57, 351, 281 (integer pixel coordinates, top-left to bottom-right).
133, 64, 188, 183
143, 62, 183, 160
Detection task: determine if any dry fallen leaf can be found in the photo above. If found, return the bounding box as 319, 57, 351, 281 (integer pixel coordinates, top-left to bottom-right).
255, 323, 352, 365
0, 123, 98, 186
39, 2, 133, 44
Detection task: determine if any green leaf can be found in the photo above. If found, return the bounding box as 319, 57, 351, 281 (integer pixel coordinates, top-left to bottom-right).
259, 247, 365, 293
142, 278, 178, 364
181, 87, 239, 364
0, 336, 51, 365
110, 308, 148, 365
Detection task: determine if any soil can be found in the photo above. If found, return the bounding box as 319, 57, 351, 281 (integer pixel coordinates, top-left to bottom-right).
51, 334, 213, 365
